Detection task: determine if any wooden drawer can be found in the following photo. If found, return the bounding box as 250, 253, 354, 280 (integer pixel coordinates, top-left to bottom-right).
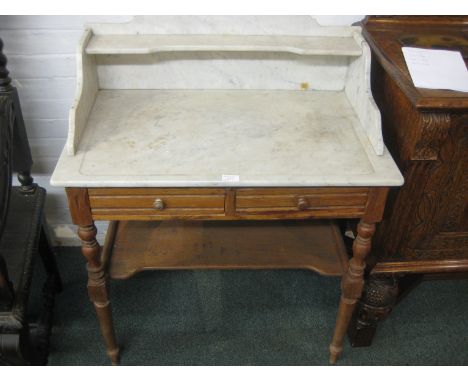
235, 187, 369, 218
88, 188, 226, 220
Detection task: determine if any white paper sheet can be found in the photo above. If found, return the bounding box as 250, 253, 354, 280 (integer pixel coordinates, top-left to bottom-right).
402, 47, 468, 92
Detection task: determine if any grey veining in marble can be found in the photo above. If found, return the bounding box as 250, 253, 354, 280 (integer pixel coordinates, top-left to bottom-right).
54, 16, 402, 187
52, 89, 403, 187
95, 53, 350, 92
87, 16, 357, 37
345, 32, 384, 155
68, 29, 98, 156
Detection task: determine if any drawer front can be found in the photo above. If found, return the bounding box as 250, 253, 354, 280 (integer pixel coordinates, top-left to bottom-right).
89, 188, 226, 219
235, 187, 369, 218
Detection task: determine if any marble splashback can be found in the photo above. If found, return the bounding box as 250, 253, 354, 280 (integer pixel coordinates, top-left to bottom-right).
96, 52, 350, 91
90, 16, 361, 91
88, 16, 361, 36
65, 16, 386, 158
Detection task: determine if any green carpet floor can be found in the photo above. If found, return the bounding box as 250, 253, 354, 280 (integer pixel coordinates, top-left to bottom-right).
47, 248, 468, 365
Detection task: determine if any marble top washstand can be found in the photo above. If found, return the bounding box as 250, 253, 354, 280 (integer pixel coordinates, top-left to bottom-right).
51, 17, 403, 188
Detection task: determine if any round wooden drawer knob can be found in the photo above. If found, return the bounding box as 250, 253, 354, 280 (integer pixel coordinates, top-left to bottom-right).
153, 198, 165, 210
297, 197, 308, 211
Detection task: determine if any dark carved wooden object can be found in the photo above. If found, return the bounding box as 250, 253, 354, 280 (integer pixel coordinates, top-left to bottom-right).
348, 16, 468, 347
348, 274, 399, 346
0, 38, 34, 193
0, 39, 62, 365
0, 95, 14, 309
0, 187, 63, 365
0, 40, 14, 308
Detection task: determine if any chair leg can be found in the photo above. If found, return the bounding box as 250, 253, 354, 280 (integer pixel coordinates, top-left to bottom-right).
18, 224, 63, 365
329, 220, 376, 364
0, 253, 14, 310
38, 225, 63, 293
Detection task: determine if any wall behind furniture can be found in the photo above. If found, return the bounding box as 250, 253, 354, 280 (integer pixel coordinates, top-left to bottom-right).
0, 15, 363, 245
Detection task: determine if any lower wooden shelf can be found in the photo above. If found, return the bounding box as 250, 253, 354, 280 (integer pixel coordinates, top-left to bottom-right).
105, 220, 349, 279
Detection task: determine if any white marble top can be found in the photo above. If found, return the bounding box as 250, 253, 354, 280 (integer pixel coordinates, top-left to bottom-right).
85, 34, 363, 56
51, 89, 403, 187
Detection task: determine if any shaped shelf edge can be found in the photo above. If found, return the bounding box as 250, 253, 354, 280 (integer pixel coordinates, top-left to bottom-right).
84, 34, 363, 56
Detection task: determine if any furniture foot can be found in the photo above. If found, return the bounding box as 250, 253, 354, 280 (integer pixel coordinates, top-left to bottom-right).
329, 349, 339, 364
78, 223, 119, 365
0, 333, 27, 365
348, 274, 399, 347
329, 220, 375, 363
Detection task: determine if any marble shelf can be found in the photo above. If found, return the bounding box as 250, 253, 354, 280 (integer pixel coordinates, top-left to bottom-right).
85, 34, 363, 56
51, 89, 403, 187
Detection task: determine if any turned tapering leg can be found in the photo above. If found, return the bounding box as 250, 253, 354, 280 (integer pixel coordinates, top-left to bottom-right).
78, 223, 119, 365
329, 220, 376, 364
